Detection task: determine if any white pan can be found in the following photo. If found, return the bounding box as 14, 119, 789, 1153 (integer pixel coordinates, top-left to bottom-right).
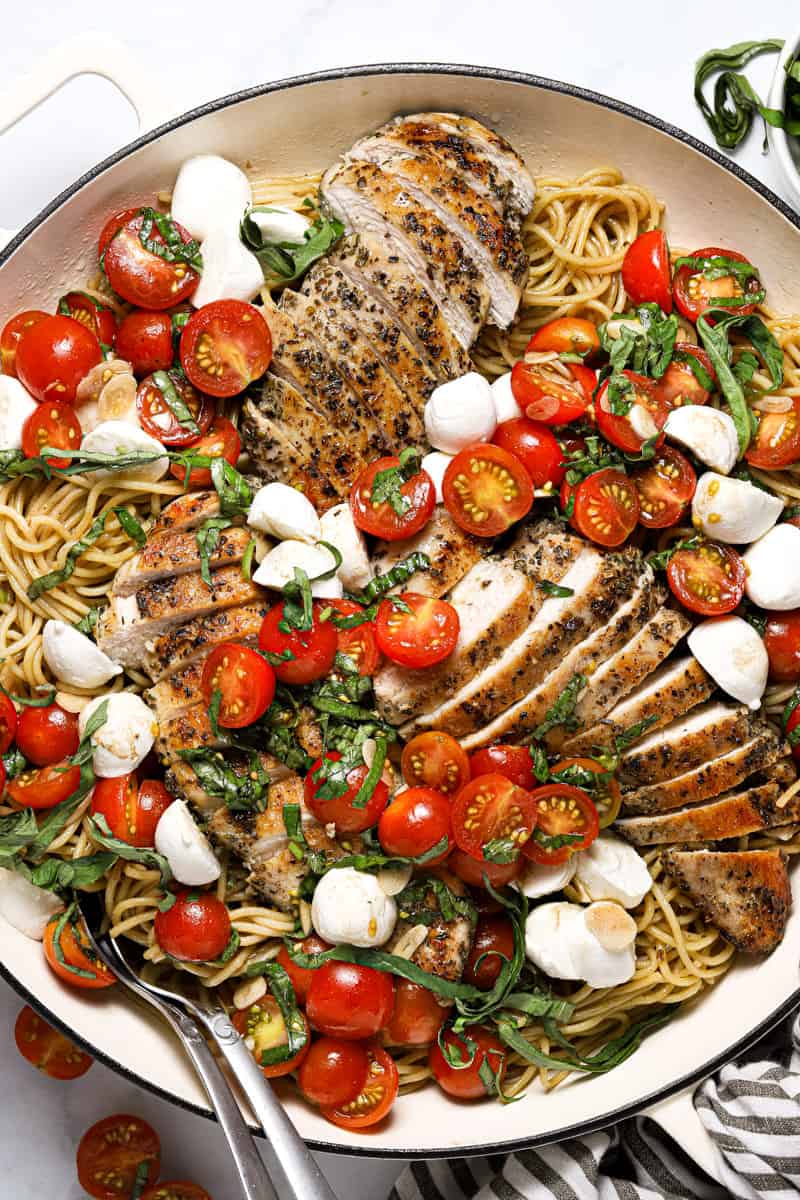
0, 34, 798, 1169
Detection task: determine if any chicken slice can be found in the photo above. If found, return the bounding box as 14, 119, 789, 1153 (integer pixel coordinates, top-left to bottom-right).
147, 661, 206, 721
150, 491, 221, 537
660, 847, 791, 953
144, 601, 268, 682
386, 870, 475, 984
617, 701, 756, 788
370, 507, 483, 599
113, 526, 252, 596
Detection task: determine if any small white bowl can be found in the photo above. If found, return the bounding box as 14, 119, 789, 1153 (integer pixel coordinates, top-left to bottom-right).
768, 28, 800, 210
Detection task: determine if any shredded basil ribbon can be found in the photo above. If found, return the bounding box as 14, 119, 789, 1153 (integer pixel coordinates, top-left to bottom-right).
696, 310, 783, 456
138, 207, 203, 272
495, 1005, 678, 1075
239, 961, 309, 1066
50, 902, 102, 981
151, 369, 201, 436
0, 684, 55, 708
240, 206, 344, 287
694, 40, 785, 149
87, 813, 172, 886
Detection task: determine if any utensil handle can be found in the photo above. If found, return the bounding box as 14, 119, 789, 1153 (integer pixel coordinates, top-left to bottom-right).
199, 1010, 340, 1200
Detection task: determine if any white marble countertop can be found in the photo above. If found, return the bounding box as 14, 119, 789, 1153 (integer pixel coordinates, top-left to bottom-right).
1, 2, 799, 1195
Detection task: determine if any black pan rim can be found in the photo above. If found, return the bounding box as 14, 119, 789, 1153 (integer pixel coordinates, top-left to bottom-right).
1, 59, 799, 1159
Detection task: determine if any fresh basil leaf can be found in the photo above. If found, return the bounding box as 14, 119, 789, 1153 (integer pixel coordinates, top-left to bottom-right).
496, 1005, 677, 1074
529, 827, 584, 852
150, 369, 201, 436
646, 536, 700, 572
179, 748, 272, 812
694, 40, 784, 150
241, 207, 344, 287
241, 961, 309, 1065
74, 606, 104, 637
0, 685, 55, 708
0, 809, 38, 861
214, 929, 241, 965
88, 813, 172, 885
538, 580, 574, 598
526, 673, 586, 741
196, 517, 232, 588
354, 552, 431, 607
2, 746, 26, 780
210, 457, 252, 519
241, 537, 257, 581
139, 207, 203, 272
113, 506, 147, 547
696, 310, 784, 456
27, 512, 109, 600
368, 447, 421, 518
25, 851, 117, 892
481, 837, 520, 865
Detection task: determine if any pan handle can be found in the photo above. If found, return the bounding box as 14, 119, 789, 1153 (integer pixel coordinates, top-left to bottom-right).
641, 1084, 721, 1183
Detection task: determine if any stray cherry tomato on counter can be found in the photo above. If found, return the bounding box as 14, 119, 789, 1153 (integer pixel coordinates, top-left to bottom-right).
180, 300, 272, 397
621, 230, 672, 312
451, 774, 536, 861
320, 1041, 399, 1130
103, 209, 200, 309
570, 468, 640, 548
91, 775, 174, 847
375, 593, 460, 668
16, 314, 102, 404
378, 786, 452, 861
672, 246, 761, 324
443, 442, 533, 537
765, 612, 800, 683
429, 1025, 507, 1100
7, 761, 81, 810
469, 744, 536, 791
510, 362, 590, 425
57, 292, 117, 348
527, 317, 600, 358
306, 961, 395, 1040
115, 310, 174, 376
524, 783, 599, 865
15, 703, 79, 766
153, 890, 232, 963
14, 1005, 93, 1080
276, 934, 331, 1005
304, 751, 389, 834
77, 1114, 160, 1200
667, 541, 746, 617
383, 980, 450, 1046
298, 1036, 370, 1108
43, 911, 116, 990
350, 455, 435, 541
232, 995, 310, 1078
200, 642, 275, 728
633, 446, 696, 529
492, 417, 566, 488
169, 417, 240, 486
258, 601, 338, 685
0, 309, 48, 376
21, 401, 82, 468
401, 731, 470, 796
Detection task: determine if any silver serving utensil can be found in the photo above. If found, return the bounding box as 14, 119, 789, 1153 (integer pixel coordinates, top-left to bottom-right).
77, 891, 338, 1200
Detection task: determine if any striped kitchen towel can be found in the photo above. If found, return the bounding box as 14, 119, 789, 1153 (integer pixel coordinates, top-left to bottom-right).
390, 1011, 800, 1200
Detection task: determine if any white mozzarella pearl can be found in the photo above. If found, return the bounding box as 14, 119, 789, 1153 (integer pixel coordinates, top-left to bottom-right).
743, 524, 800, 610
574, 833, 652, 909
318, 503, 372, 590
170, 155, 252, 241
80, 421, 168, 482
154, 800, 220, 886
692, 472, 783, 543
248, 482, 321, 543
664, 406, 739, 475
420, 451, 454, 503
190, 228, 264, 308
688, 615, 769, 710
42, 620, 122, 689
424, 372, 497, 454
79, 692, 157, 778
311, 867, 397, 947
491, 372, 523, 424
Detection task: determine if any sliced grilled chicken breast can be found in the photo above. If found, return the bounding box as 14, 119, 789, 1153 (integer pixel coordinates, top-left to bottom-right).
113, 526, 252, 596
147, 661, 206, 721
370, 508, 483, 600
150, 491, 221, 537
144, 601, 268, 682
386, 870, 474, 983
617, 701, 755, 787
660, 847, 790, 953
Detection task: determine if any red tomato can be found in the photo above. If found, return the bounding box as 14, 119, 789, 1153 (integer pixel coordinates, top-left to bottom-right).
116, 310, 174, 376
463, 914, 515, 990
91, 776, 174, 848
492, 417, 566, 488
98, 206, 143, 255
401, 731, 471, 796
141, 1185, 212, 1200
77, 1114, 160, 1200
180, 300, 272, 397
595, 372, 668, 454
786, 701, 800, 764
136, 370, 215, 447
298, 1037, 370, 1108
667, 542, 746, 616
276, 934, 331, 1005
524, 783, 600, 865
448, 846, 522, 889
350, 455, 435, 541
383, 980, 450, 1046
621, 230, 672, 312
258, 601, 338, 685
673, 246, 761, 323
330, 599, 381, 675
154, 890, 232, 963
571, 468, 640, 547
15, 704, 78, 766
375, 593, 460, 668
746, 398, 800, 469
443, 442, 533, 536
43, 912, 116, 990
634, 446, 697, 529
550, 756, 622, 828
0, 693, 16, 753
469, 745, 537, 790
169, 417, 240, 486
21, 401, 82, 468
765, 612, 800, 682
527, 317, 600, 358
451, 774, 537, 860
7, 761, 81, 810
0, 310, 48, 376
511, 362, 590, 425
307, 961, 395, 1040
200, 643, 275, 728
14, 1005, 93, 1080
104, 210, 200, 309
232, 995, 310, 1078
321, 1042, 399, 1130
16, 314, 102, 404
378, 786, 452, 861
58, 292, 117, 348
429, 1025, 507, 1100
304, 752, 389, 834
656, 344, 716, 408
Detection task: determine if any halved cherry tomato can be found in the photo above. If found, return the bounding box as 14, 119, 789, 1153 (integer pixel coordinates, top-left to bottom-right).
383, 980, 450, 1046
448, 846, 522, 889
104, 209, 200, 309
7, 761, 81, 810
232, 995, 311, 1078
746, 397, 800, 469
443, 442, 533, 537
180, 300, 272, 397
429, 1024, 507, 1100
258, 601, 338, 685
304, 751, 389, 834
786, 701, 800, 764
765, 612, 800, 682
571, 468, 640, 547
378, 786, 452, 861
77, 1114, 160, 1200
153, 890, 232, 963
91, 775, 174, 847
492, 417, 566, 488
169, 417, 240, 486
463, 914, 514, 990
673, 246, 761, 323
200, 643, 275, 728
116, 310, 174, 376
634, 446, 696, 529
14, 1005, 93, 1080
321, 1041, 399, 1130
21, 401, 82, 468
16, 314, 102, 404
595, 372, 668, 454
137, 370, 215, 447
401, 730, 470, 796
98, 206, 143, 256
43, 911, 116, 990
621, 230, 672, 312
375, 592, 460, 668
329, 600, 381, 676
667, 541, 745, 616
142, 1185, 211, 1200
451, 773, 537, 860
276, 934, 332, 1005
511, 362, 590, 425
550, 757, 622, 829
298, 1036, 371, 1107
58, 292, 116, 348
0, 693, 16, 753
656, 344, 716, 408
15, 703, 79, 766
527, 317, 600, 358
469, 745, 536, 790
524, 783, 599, 865
307, 961, 395, 1040
350, 455, 435, 541
0, 310, 48, 376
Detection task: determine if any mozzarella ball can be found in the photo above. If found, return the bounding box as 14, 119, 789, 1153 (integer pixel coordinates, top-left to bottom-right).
248, 482, 321, 544
318, 503, 372, 590
516, 854, 578, 899
0, 376, 37, 449
688, 615, 768, 710
311, 867, 397, 947
42, 619, 122, 689
247, 204, 310, 244
664, 406, 739, 475
524, 901, 584, 980
190, 228, 264, 308
424, 372, 497, 454
743, 523, 800, 610
524, 900, 637, 988
170, 154, 252, 241
80, 692, 157, 778
574, 834, 652, 909
420, 451, 454, 503
0, 868, 64, 940
692, 472, 783, 543
491, 372, 523, 425
154, 800, 220, 886
252, 540, 343, 598
81, 421, 168, 482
